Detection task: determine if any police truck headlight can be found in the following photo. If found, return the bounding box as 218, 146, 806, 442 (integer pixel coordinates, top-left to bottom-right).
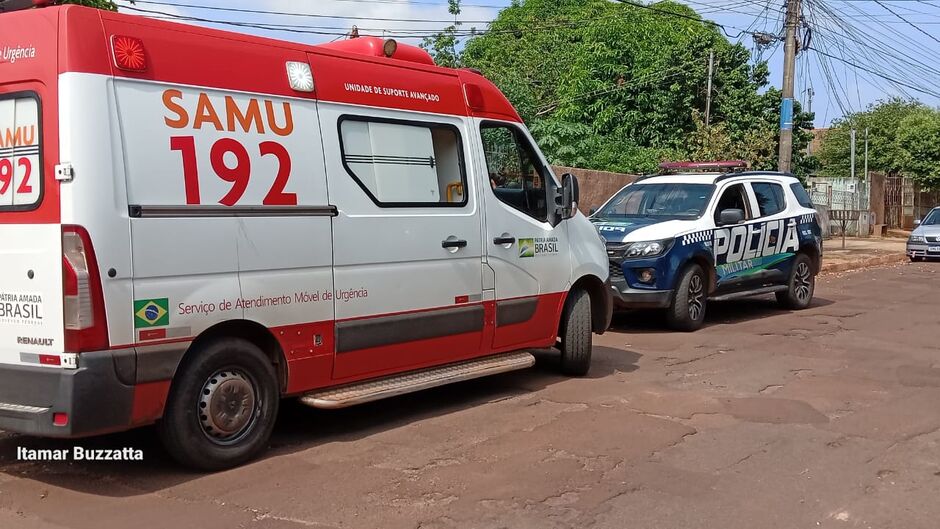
624, 239, 672, 258
909, 235, 925, 244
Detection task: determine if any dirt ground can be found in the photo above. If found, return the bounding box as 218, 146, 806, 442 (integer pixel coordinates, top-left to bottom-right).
1, 262, 938, 529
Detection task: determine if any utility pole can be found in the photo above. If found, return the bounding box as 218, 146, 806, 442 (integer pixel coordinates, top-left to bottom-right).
863, 128, 869, 211
864, 128, 869, 178
804, 87, 814, 155
778, 0, 802, 173
850, 128, 856, 181
705, 50, 714, 127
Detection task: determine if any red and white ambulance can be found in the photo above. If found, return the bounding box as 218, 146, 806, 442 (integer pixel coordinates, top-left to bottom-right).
0, 1, 612, 469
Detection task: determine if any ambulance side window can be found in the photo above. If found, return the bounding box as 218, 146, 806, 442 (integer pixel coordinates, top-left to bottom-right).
481, 123, 548, 222
751, 182, 786, 217
339, 117, 467, 207
0, 93, 42, 211
713, 183, 752, 224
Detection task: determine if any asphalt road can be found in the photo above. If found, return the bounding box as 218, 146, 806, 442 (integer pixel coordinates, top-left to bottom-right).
2, 262, 939, 529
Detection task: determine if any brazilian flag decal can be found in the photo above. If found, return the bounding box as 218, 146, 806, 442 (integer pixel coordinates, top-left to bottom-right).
518, 238, 535, 258
134, 298, 169, 328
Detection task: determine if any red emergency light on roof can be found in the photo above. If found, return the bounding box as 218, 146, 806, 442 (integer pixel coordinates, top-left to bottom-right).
315, 37, 436, 66
0, 0, 53, 12
112, 35, 147, 72
659, 160, 750, 173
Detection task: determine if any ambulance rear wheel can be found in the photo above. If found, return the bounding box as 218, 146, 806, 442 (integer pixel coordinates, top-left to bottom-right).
158, 338, 279, 471
777, 253, 815, 310
558, 289, 592, 376
666, 264, 707, 332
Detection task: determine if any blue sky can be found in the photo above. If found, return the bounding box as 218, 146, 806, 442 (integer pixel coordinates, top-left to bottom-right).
115, 0, 940, 128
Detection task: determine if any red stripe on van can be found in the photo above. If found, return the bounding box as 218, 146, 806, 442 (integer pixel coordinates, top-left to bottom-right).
129, 379, 171, 425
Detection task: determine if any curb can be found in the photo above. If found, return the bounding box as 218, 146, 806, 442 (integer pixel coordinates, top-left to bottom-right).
820, 254, 908, 275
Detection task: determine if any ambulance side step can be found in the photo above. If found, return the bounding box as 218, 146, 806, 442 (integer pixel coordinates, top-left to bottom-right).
300, 352, 536, 409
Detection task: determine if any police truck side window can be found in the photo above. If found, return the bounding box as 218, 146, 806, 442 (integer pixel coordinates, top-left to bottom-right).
714, 183, 751, 223
481, 124, 548, 222
789, 182, 814, 208
339, 118, 467, 206
752, 182, 786, 217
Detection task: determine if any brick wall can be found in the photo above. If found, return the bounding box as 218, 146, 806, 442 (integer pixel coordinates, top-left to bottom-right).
551, 165, 638, 215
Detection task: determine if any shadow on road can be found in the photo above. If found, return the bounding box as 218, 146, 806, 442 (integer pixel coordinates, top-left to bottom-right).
607, 296, 836, 333
0, 344, 641, 496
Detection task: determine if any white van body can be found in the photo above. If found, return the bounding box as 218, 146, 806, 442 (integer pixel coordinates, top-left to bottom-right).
0, 5, 610, 469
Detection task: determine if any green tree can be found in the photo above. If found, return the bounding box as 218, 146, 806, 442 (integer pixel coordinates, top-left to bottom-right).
896, 108, 940, 190
421, 0, 464, 69
62, 0, 119, 9
455, 0, 810, 175
817, 97, 926, 178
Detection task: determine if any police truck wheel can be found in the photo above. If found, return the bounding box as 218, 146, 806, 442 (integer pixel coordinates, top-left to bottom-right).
776, 253, 815, 310
558, 289, 592, 376
666, 264, 707, 331
157, 338, 279, 471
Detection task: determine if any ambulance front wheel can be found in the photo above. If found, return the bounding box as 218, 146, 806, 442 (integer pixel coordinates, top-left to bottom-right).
558, 289, 593, 376
776, 253, 816, 310
158, 338, 280, 471
666, 264, 707, 332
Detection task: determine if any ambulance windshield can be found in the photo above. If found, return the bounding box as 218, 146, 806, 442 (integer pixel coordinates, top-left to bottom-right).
596, 183, 715, 220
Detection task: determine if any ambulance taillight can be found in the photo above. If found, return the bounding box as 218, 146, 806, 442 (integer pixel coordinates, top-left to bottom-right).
62, 226, 109, 353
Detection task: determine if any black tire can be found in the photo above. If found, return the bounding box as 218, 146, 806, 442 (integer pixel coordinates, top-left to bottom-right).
666, 264, 707, 332
157, 338, 279, 471
776, 253, 816, 310
558, 289, 592, 376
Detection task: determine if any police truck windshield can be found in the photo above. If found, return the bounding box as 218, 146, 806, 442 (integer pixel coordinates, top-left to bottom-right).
596, 183, 715, 220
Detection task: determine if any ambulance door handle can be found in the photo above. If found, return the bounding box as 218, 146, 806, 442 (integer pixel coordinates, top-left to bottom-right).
787, 220, 797, 227
493, 235, 516, 245
441, 238, 468, 249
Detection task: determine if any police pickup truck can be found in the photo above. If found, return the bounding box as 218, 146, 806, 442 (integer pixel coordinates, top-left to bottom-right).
591, 163, 822, 331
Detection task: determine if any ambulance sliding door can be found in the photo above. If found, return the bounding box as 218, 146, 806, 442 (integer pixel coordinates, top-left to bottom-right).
318, 104, 485, 381
116, 80, 335, 384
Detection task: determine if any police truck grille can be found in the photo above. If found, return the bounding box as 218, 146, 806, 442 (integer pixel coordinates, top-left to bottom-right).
609, 261, 625, 281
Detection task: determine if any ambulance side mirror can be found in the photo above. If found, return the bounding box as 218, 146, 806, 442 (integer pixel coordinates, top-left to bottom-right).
719, 208, 745, 226
560, 173, 579, 220
914, 219, 921, 226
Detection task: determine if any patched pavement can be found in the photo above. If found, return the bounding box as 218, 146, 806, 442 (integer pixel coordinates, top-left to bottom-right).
1, 262, 939, 529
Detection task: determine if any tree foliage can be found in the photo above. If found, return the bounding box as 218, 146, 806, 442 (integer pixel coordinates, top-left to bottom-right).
896, 108, 940, 189
423, 0, 813, 175
62, 0, 119, 10
421, 0, 465, 69
817, 98, 940, 189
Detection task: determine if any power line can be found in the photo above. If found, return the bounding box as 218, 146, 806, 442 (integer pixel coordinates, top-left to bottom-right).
128, 0, 497, 24
808, 45, 940, 98
872, 0, 940, 42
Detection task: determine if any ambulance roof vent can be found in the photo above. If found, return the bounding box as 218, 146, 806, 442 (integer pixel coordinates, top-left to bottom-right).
315, 37, 436, 66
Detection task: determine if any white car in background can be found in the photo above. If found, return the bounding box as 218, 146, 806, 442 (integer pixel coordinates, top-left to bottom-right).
908, 207, 940, 261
